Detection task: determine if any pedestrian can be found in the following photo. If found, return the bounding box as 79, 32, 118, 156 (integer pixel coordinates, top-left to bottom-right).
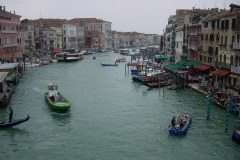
9, 107, 13, 123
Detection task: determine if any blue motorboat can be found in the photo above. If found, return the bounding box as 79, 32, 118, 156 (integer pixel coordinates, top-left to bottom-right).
232, 129, 240, 144
169, 113, 191, 136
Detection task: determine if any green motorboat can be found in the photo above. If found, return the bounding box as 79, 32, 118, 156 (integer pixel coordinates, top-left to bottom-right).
44, 84, 71, 111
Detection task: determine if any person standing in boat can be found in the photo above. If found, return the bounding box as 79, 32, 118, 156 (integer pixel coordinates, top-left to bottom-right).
9, 107, 13, 122
171, 116, 175, 127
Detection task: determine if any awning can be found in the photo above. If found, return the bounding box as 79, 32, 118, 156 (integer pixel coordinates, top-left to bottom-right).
198, 64, 210, 71
154, 55, 173, 59
229, 74, 239, 79
53, 48, 62, 53
210, 69, 230, 76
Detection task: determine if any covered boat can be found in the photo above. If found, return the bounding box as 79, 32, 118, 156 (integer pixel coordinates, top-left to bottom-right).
115, 57, 126, 62
169, 113, 191, 136
0, 115, 29, 128
44, 84, 71, 111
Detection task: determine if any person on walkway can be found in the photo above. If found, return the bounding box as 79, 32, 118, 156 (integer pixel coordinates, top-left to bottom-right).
9, 107, 13, 123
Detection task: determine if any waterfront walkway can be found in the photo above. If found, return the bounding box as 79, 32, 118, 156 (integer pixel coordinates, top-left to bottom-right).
188, 82, 239, 96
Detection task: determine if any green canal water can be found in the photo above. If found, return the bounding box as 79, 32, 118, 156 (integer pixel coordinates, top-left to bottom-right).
0, 52, 240, 160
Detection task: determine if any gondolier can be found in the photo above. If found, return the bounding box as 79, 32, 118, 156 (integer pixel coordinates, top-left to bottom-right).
9, 107, 13, 122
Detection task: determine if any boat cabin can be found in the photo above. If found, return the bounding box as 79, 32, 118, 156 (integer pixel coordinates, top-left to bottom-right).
55, 52, 84, 62
0, 63, 22, 85
139, 47, 148, 54
48, 84, 58, 91
0, 72, 13, 107
119, 49, 129, 55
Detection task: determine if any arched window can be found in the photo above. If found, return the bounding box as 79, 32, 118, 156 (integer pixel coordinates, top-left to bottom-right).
230, 55, 233, 66
224, 54, 226, 65
235, 56, 239, 67
220, 54, 222, 62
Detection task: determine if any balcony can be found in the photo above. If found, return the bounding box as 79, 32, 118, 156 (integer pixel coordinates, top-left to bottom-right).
216, 62, 231, 70
231, 65, 240, 74
1, 30, 17, 34
2, 43, 18, 47
233, 42, 240, 49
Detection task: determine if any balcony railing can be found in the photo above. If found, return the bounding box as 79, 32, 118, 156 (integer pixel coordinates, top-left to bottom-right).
1, 30, 17, 34
216, 62, 231, 70
2, 43, 18, 47
231, 65, 240, 74
233, 42, 240, 49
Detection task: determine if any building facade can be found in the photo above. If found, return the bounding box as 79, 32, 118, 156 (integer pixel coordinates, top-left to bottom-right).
0, 6, 22, 61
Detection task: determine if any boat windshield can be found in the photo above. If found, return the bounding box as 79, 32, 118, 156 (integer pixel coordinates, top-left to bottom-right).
48, 85, 58, 90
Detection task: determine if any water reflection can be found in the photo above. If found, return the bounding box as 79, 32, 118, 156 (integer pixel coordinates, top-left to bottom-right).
50, 112, 71, 125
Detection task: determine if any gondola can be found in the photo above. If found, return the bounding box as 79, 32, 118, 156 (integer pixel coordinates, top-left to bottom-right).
100, 63, 118, 66
0, 115, 30, 128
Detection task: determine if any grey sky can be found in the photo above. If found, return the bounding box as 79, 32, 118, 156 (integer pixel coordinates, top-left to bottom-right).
1, 0, 237, 34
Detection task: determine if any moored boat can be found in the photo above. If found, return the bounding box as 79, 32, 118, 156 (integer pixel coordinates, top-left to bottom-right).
115, 57, 126, 62
100, 63, 118, 66
44, 84, 71, 111
0, 115, 29, 128
169, 113, 191, 136
119, 49, 129, 55
0, 72, 13, 107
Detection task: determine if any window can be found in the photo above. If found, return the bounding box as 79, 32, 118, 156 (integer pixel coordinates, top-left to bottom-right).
225, 36, 227, 46
217, 20, 220, 28
204, 22, 208, 28
215, 47, 218, 56
221, 20, 224, 29
226, 20, 229, 29
211, 20, 215, 28
205, 34, 208, 40
232, 18, 236, 29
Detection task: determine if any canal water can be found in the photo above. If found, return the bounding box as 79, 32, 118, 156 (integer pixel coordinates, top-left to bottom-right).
0, 52, 240, 160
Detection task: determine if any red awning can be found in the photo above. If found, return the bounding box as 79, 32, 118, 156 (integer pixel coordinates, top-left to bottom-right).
53, 48, 62, 53
198, 64, 210, 71
210, 69, 230, 76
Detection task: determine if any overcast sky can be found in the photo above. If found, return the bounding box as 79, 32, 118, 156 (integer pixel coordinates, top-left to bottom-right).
1, 0, 238, 34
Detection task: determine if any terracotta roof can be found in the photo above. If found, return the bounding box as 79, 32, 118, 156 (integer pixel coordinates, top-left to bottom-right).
0, 9, 21, 19
68, 18, 110, 24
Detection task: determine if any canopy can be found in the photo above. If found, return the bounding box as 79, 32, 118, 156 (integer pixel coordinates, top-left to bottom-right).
198, 64, 210, 71
154, 55, 173, 59
210, 69, 230, 76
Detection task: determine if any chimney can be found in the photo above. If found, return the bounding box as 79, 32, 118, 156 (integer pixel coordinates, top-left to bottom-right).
14, 11, 15, 14
193, 6, 195, 10
3, 6, 5, 11
0, 6, 2, 10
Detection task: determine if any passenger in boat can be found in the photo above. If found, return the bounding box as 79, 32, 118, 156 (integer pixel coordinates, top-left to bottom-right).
179, 119, 184, 128
8, 107, 13, 122
50, 95, 55, 101
171, 116, 175, 127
